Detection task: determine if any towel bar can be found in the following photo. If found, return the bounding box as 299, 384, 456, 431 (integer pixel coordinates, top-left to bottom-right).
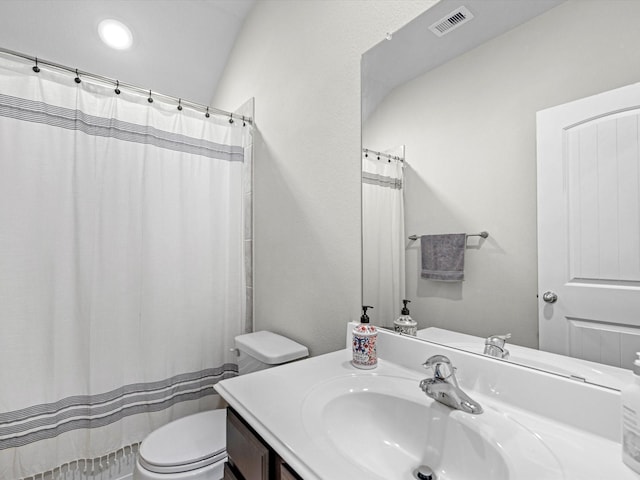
408, 231, 489, 241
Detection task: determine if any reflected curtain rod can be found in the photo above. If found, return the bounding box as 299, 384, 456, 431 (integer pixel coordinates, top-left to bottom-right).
362, 148, 404, 162
0, 47, 253, 125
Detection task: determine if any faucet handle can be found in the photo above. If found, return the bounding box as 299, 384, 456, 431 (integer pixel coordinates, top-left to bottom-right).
484, 334, 511, 359
422, 354, 451, 368
422, 355, 457, 384
485, 333, 511, 348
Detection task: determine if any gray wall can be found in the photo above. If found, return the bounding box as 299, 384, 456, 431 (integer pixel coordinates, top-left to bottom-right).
363, 0, 640, 348
212, 1, 435, 355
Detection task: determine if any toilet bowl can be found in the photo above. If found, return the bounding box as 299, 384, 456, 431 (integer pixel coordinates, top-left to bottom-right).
133, 331, 309, 480
134, 409, 227, 480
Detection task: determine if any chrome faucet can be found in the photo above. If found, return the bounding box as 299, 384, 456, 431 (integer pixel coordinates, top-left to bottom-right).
483, 333, 511, 359
419, 355, 483, 414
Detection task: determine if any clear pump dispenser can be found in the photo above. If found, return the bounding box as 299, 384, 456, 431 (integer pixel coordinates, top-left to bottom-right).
623, 353, 640, 473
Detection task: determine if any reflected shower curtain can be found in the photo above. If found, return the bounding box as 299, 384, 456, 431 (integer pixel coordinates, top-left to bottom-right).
362, 153, 405, 327
0, 56, 251, 479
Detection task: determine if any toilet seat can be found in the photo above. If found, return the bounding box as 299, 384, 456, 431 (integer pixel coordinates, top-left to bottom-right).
138, 410, 227, 474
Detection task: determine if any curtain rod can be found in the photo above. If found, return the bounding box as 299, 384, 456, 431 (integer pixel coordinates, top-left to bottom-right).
362, 148, 404, 162
0, 47, 253, 125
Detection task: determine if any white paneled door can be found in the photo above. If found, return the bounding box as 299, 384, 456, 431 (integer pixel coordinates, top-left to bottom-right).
537, 83, 640, 369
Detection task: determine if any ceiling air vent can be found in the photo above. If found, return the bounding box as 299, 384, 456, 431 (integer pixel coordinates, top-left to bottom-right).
429, 6, 474, 37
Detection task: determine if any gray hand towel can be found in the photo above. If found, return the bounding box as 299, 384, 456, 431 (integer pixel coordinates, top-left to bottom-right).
421, 233, 466, 281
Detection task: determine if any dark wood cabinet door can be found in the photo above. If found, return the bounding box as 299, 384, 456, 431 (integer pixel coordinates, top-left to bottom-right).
227, 408, 270, 480
224, 462, 241, 480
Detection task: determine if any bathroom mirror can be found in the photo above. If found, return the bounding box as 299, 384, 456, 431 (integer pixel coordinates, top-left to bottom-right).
362, 0, 640, 390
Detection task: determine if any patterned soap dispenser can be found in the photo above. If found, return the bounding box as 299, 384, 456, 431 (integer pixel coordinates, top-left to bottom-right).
394, 299, 417, 336
352, 306, 378, 369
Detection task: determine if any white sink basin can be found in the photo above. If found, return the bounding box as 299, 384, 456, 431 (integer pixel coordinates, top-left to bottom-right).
302, 374, 563, 480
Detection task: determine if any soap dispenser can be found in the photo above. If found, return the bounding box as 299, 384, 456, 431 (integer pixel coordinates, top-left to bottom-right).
622, 352, 640, 473
352, 306, 377, 369
394, 299, 417, 336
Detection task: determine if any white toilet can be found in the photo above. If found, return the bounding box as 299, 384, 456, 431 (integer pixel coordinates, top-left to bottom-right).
133, 331, 309, 480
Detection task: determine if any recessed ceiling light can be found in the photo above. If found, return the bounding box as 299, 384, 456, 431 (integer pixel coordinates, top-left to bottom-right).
98, 19, 133, 50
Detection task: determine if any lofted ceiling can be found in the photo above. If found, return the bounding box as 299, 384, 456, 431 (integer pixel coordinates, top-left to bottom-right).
362, 0, 566, 120
0, 0, 256, 106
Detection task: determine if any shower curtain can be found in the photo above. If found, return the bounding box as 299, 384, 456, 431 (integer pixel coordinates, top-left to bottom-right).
0, 56, 252, 479
362, 152, 405, 327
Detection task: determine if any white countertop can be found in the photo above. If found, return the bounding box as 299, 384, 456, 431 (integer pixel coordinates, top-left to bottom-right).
217, 351, 423, 479
215, 326, 636, 479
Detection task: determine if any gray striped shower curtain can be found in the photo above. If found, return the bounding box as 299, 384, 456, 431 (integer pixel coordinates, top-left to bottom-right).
0, 55, 250, 479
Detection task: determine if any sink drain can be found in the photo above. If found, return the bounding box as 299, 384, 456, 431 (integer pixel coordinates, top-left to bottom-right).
414, 465, 436, 480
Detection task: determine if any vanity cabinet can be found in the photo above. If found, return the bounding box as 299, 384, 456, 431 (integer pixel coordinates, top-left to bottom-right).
225, 407, 302, 480
223, 463, 240, 480
276, 459, 299, 480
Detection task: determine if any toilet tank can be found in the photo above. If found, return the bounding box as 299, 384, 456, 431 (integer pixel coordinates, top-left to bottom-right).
235, 331, 309, 375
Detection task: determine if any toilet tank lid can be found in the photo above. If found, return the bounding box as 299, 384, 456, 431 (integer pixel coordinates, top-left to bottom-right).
235, 331, 309, 364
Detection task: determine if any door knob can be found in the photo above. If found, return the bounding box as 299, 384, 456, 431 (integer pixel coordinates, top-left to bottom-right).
542, 291, 558, 303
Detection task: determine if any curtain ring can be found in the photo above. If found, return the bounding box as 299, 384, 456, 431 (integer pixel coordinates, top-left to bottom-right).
114, 80, 121, 95
177, 98, 183, 111
205, 107, 210, 118
147, 90, 153, 103
32, 57, 40, 73
74, 69, 81, 84
228, 113, 234, 124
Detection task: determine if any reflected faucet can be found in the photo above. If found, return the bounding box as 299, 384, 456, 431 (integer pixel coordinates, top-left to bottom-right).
419, 355, 483, 414
484, 334, 511, 359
